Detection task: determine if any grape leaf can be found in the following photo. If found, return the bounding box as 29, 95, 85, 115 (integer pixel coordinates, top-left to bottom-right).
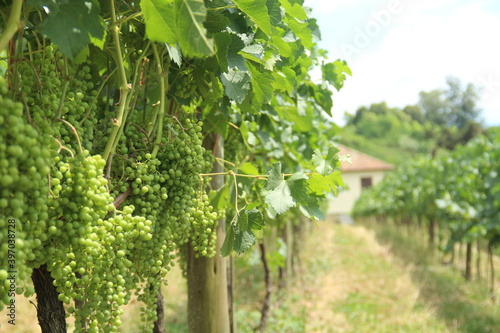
265, 163, 295, 214
270, 27, 292, 57
177, 0, 214, 57
276, 66, 296, 93
313, 85, 333, 115
247, 208, 265, 230
287, 174, 325, 220
322, 60, 352, 91
220, 209, 265, 256
238, 162, 260, 188
36, 1, 105, 59
283, 15, 312, 48
141, 0, 213, 58
240, 44, 265, 65
232, 0, 272, 36
278, 0, 307, 21
312, 147, 340, 176
264, 52, 280, 71
247, 62, 274, 106
204, 106, 228, 134
266, 180, 295, 214
233, 228, 256, 255
220, 224, 235, 257
204, 10, 231, 33
238, 211, 249, 235
214, 32, 246, 71
141, 0, 177, 45
220, 69, 250, 103
239, 120, 257, 147
308, 171, 344, 196
239, 162, 260, 176
267, 0, 283, 26
246, 202, 261, 210
266, 163, 283, 190
275, 105, 313, 132
166, 44, 182, 67
298, 199, 324, 220
209, 186, 229, 210
90, 17, 107, 50
272, 72, 292, 94
308, 17, 321, 41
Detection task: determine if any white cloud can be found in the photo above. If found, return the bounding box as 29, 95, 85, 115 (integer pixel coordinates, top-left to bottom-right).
323, 0, 500, 125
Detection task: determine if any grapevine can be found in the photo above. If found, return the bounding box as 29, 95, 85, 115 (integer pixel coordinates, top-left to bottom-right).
0, 76, 53, 307
353, 130, 500, 293
0, 0, 349, 331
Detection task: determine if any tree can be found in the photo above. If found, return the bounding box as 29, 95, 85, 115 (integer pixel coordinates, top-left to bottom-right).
418, 89, 450, 127
340, 102, 435, 164
445, 76, 481, 129
418, 77, 482, 148
403, 105, 425, 124
402, 77, 484, 153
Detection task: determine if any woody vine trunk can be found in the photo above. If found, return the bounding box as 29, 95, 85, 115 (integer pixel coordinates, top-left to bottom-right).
31, 264, 66, 333
187, 135, 230, 333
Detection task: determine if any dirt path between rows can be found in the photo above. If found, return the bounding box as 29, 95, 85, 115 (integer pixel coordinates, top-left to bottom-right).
300, 221, 448, 333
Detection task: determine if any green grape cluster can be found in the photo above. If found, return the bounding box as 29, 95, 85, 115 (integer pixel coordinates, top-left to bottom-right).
103, 116, 219, 329
4, 41, 223, 332
172, 69, 198, 102
110, 115, 219, 259
116, 155, 174, 329
16, 45, 100, 152
45, 151, 153, 332
157, 118, 218, 257
0, 77, 54, 308
224, 124, 247, 164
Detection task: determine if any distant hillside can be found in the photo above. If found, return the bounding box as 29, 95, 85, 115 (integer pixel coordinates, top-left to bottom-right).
338, 77, 484, 165
338, 102, 435, 165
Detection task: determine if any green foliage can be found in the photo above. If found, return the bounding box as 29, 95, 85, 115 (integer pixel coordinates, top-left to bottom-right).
322, 59, 352, 91
140, 0, 178, 45
176, 0, 214, 57
308, 171, 344, 196
341, 76, 483, 165
141, 0, 215, 57
232, 0, 272, 36
420, 76, 481, 130
0, 0, 350, 330
353, 128, 500, 254
418, 76, 483, 149
220, 208, 265, 256
28, 0, 105, 59
341, 102, 435, 164
263, 162, 338, 222
265, 163, 295, 214
312, 146, 340, 176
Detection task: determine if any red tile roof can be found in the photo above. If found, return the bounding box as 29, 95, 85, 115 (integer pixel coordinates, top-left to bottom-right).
336, 144, 394, 172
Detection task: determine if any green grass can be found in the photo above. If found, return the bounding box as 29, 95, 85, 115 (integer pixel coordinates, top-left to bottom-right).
365, 220, 500, 333
301, 221, 450, 333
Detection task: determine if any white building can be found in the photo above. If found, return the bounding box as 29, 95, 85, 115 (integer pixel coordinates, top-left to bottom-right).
328, 144, 394, 223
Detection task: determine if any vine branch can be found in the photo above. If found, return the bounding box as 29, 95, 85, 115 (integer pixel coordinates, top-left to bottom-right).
0, 0, 23, 53
151, 44, 170, 158
102, 0, 131, 162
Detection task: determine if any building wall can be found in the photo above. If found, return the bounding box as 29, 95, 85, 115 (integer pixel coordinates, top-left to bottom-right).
328, 170, 388, 216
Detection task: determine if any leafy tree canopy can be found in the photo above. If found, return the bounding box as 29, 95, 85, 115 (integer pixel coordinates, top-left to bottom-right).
339, 77, 484, 164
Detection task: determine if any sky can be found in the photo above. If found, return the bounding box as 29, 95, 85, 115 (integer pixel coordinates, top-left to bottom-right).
303, 0, 500, 126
